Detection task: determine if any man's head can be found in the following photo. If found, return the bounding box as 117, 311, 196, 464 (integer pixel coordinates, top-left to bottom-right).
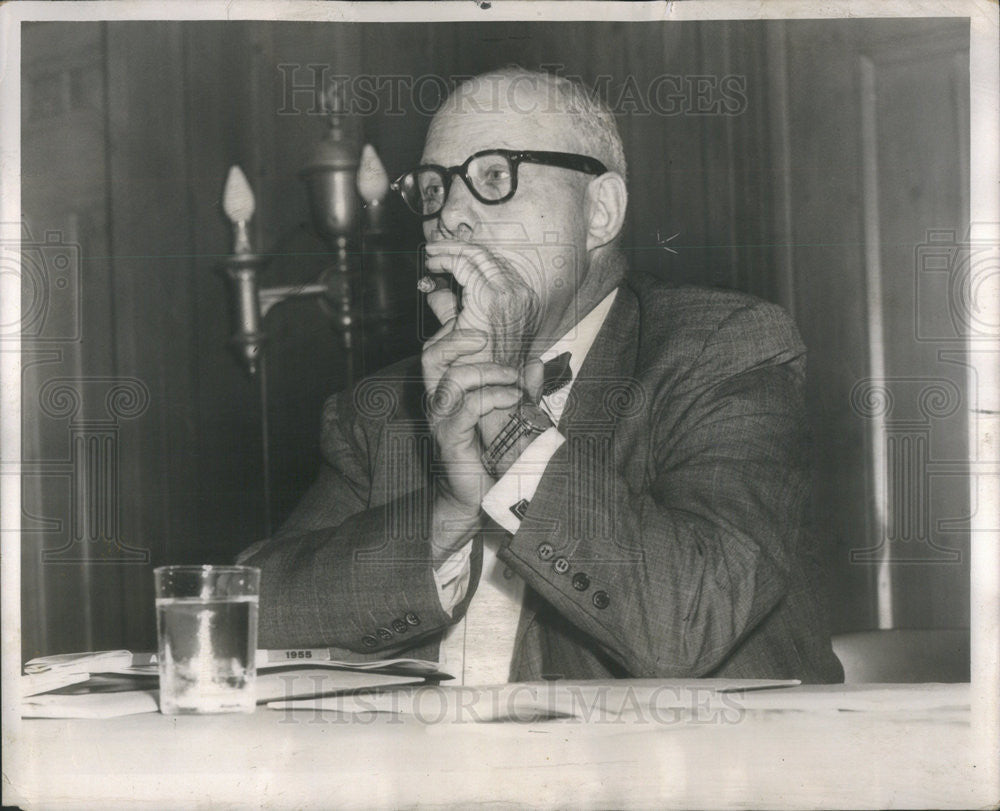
412, 68, 628, 348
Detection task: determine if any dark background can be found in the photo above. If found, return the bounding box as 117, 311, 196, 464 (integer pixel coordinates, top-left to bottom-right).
20, 18, 970, 658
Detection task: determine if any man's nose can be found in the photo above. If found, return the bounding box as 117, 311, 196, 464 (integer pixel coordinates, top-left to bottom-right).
435, 176, 477, 240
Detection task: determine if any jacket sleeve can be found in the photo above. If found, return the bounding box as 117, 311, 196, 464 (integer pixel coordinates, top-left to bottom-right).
497, 302, 811, 677
237, 383, 471, 655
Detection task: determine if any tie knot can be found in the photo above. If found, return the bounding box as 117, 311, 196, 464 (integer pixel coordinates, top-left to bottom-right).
542, 351, 573, 397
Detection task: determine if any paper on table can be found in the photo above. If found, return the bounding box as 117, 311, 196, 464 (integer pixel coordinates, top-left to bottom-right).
23, 689, 160, 719
732, 682, 970, 712
255, 668, 422, 703
22, 668, 426, 719
24, 650, 133, 675
257, 650, 447, 675
266, 688, 567, 721
96, 650, 448, 678
22, 670, 92, 697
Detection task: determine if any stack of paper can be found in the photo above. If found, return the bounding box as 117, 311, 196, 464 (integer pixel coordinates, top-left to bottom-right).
22, 670, 91, 698
255, 669, 423, 703
21, 649, 449, 719
24, 690, 161, 719
23, 650, 141, 705
99, 650, 447, 678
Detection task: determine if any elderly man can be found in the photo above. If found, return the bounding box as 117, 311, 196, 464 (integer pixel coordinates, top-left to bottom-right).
238, 68, 844, 685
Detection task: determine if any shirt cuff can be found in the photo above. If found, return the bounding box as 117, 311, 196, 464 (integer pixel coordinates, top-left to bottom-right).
432, 541, 472, 618
481, 427, 566, 535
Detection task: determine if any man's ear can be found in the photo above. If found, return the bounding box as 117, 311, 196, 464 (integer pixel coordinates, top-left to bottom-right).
585, 172, 628, 251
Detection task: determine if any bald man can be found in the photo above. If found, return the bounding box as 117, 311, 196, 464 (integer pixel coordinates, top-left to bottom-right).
238, 69, 844, 685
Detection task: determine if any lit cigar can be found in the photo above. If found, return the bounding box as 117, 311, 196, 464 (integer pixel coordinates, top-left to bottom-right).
418, 274, 460, 324
417, 274, 451, 294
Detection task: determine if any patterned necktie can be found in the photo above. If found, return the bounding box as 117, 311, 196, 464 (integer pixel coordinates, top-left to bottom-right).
542, 351, 573, 396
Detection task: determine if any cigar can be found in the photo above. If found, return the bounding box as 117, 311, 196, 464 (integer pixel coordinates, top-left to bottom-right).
417, 274, 451, 294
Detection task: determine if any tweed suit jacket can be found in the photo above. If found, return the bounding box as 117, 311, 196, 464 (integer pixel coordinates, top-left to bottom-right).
238, 273, 845, 683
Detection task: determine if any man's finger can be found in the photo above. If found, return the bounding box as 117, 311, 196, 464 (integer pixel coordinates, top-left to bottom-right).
449, 385, 522, 429
430, 364, 518, 418
426, 288, 458, 325
422, 318, 455, 351
423, 327, 487, 356
440, 362, 518, 395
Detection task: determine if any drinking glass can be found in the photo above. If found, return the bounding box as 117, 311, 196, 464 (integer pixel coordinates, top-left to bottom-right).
153, 565, 260, 714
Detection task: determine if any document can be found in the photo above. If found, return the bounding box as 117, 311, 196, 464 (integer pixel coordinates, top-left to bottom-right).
21, 648, 446, 718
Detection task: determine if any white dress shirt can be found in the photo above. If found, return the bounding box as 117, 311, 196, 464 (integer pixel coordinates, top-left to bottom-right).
434, 289, 619, 684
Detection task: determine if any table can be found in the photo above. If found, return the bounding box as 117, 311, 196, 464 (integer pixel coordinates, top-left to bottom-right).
6, 681, 991, 809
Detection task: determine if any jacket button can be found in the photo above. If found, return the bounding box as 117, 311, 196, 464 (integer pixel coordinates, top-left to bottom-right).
592, 590, 610, 609
553, 557, 570, 574
391, 618, 408, 633
537, 543, 554, 561
362, 635, 378, 648
377, 627, 393, 641
572, 572, 590, 591
404, 611, 421, 626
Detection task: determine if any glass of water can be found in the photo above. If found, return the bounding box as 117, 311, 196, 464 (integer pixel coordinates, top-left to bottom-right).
153, 565, 260, 714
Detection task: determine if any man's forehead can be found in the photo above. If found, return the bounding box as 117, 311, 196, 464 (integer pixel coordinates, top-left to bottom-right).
421, 79, 582, 163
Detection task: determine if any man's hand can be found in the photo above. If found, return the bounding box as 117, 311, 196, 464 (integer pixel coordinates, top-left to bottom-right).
419, 240, 549, 565
422, 329, 521, 564
424, 240, 540, 366
421, 339, 550, 566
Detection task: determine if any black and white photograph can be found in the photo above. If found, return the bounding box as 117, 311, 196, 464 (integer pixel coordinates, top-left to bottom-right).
2, 1, 998, 808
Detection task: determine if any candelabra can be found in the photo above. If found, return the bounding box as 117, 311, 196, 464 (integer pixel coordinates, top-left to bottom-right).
220, 83, 390, 385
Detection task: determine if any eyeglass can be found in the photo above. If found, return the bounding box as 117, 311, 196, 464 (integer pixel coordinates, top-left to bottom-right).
390, 149, 608, 219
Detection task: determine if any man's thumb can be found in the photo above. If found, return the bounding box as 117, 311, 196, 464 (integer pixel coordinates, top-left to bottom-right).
521, 358, 545, 404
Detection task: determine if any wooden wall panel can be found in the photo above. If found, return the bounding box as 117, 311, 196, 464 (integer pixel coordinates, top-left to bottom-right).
257, 22, 365, 528
182, 23, 269, 556
21, 23, 118, 656
858, 28, 970, 628
103, 23, 199, 650
783, 22, 876, 631
782, 19, 969, 631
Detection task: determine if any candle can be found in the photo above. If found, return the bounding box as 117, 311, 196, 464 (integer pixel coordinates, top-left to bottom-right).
357, 144, 389, 204
222, 165, 256, 256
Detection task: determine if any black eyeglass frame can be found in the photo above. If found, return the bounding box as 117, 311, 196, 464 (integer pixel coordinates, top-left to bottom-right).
390, 149, 609, 219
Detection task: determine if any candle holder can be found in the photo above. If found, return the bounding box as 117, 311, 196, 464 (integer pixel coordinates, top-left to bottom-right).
219, 82, 390, 387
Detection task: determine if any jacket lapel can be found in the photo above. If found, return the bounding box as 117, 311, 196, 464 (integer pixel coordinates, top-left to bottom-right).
557, 283, 641, 432
511, 284, 641, 679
